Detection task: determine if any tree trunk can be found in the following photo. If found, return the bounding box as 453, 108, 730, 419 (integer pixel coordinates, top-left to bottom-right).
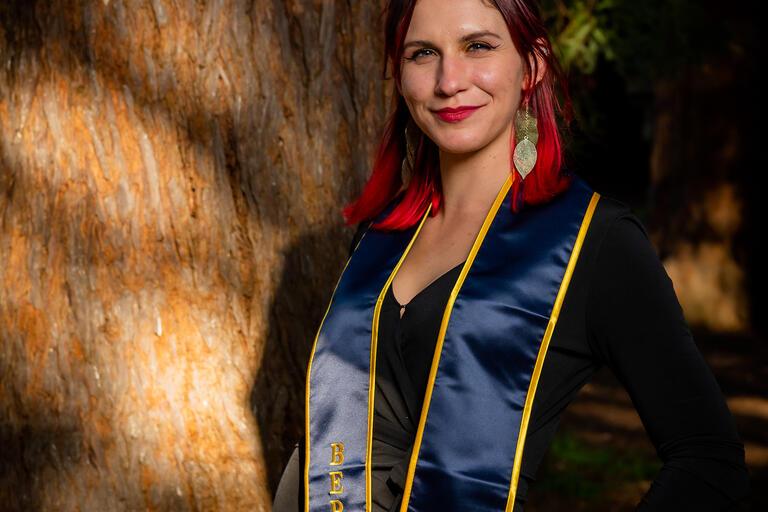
648, 55, 758, 333
0, 0, 389, 509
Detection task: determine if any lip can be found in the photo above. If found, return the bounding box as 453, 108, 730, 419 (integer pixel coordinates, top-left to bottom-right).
432, 105, 483, 123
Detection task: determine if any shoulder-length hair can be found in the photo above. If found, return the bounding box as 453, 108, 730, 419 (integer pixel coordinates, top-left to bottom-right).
342, 0, 573, 230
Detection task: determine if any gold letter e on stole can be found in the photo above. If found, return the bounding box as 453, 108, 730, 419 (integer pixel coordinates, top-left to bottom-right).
329, 442, 345, 511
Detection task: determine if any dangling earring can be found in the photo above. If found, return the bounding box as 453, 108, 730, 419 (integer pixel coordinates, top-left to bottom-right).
513, 102, 538, 180
402, 118, 418, 183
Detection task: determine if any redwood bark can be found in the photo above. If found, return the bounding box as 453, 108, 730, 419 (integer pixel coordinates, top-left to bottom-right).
648, 62, 755, 333
0, 1, 389, 509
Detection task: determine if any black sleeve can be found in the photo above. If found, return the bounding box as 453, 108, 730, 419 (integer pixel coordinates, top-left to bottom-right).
585, 214, 751, 510
272, 442, 302, 511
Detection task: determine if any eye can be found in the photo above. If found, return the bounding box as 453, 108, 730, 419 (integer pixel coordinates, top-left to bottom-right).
467, 41, 495, 52
406, 48, 436, 61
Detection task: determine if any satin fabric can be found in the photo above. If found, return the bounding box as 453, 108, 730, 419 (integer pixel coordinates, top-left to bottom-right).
305, 201, 422, 511
306, 175, 597, 511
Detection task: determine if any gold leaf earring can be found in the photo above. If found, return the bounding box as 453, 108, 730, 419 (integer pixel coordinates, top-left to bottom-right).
513, 103, 538, 180
402, 118, 418, 180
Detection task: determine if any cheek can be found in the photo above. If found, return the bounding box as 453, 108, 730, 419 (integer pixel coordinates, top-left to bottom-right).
400, 70, 433, 103
475, 65, 522, 96
475, 68, 523, 121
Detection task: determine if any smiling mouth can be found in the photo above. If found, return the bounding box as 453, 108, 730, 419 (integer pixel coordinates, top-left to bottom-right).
432, 106, 483, 123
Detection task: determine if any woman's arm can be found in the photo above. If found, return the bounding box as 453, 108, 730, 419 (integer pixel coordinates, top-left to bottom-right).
273, 441, 303, 512
585, 214, 751, 510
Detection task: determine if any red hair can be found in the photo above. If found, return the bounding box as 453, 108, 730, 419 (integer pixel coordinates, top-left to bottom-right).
342, 0, 573, 230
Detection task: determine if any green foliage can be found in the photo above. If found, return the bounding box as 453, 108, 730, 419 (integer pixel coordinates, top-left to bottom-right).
536, 431, 661, 500
538, 0, 732, 179
541, 0, 616, 76
541, 0, 729, 87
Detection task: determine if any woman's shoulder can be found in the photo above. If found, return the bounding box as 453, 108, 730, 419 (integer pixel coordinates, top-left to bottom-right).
575, 192, 665, 311
583, 190, 651, 254
584, 192, 681, 330
590, 193, 653, 258
549, 175, 648, 243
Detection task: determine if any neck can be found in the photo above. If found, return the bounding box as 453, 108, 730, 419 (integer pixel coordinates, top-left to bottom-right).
435, 124, 514, 221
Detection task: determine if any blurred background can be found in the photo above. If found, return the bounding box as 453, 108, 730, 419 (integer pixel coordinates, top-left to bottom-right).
0, 0, 763, 510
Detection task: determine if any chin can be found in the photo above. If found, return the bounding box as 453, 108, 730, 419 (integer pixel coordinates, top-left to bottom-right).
432, 134, 489, 155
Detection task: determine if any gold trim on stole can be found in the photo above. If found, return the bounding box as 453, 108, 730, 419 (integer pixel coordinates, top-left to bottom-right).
305, 175, 596, 512
503, 191, 600, 510
399, 172, 516, 511
366, 204, 433, 510
304, 227, 371, 511
303, 203, 433, 512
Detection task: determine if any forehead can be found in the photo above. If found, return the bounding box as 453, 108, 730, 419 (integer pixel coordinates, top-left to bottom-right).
406, 0, 508, 39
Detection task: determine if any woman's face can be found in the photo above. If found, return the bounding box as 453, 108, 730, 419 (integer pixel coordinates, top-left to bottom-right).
399, 0, 526, 156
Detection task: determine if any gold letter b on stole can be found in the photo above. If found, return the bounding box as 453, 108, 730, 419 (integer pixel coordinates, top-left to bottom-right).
330, 442, 345, 466
329, 442, 345, 510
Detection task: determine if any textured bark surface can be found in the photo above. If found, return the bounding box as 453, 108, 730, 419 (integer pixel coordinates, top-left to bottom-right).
0, 1, 389, 509
648, 58, 759, 333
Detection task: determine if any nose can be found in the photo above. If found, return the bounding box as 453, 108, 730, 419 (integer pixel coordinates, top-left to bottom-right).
434, 54, 469, 97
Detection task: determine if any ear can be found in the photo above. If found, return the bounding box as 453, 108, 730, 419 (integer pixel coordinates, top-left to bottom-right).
523, 37, 548, 92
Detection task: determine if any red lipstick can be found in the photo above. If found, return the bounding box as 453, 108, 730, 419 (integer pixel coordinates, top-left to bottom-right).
433, 105, 483, 123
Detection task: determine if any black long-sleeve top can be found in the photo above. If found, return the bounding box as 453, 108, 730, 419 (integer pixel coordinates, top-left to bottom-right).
273, 198, 750, 511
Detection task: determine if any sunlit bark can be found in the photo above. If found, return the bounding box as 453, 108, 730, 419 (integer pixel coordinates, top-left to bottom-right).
649, 71, 751, 333
0, 0, 388, 509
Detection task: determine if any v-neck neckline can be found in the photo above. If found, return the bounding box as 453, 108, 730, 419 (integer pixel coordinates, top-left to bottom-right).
390, 259, 466, 309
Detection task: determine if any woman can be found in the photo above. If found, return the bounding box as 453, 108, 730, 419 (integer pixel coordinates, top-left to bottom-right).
274, 0, 750, 510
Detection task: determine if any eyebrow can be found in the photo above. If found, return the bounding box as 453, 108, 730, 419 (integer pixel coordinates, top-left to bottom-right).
403, 30, 502, 50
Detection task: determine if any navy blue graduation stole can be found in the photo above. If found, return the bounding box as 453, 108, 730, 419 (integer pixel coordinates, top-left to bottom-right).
304, 173, 600, 511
